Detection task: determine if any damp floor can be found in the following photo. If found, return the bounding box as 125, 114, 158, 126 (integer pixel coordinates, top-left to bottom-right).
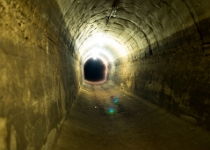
54, 83, 210, 150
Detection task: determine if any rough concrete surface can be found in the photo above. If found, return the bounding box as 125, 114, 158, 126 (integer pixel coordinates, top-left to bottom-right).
112, 21, 210, 130
1, 0, 210, 149
0, 0, 79, 149
54, 83, 210, 150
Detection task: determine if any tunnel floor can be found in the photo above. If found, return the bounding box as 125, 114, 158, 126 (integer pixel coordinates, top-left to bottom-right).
54, 83, 210, 150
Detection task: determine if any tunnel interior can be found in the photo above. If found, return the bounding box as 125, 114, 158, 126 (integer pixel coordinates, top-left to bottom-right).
84, 58, 106, 82
0, 0, 210, 149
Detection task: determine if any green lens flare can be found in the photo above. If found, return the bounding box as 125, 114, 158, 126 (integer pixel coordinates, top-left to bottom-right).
113, 98, 119, 104
108, 107, 115, 114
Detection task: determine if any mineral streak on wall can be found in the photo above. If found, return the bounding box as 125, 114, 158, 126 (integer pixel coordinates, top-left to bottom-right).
0, 0, 80, 150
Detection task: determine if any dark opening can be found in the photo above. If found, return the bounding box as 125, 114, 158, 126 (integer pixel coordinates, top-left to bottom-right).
84, 58, 105, 82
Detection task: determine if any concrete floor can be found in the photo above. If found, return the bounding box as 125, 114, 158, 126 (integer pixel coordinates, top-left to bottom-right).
54, 83, 210, 150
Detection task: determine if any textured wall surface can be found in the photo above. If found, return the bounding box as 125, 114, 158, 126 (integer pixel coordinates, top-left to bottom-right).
1, 0, 210, 149
112, 19, 210, 130
57, 0, 210, 58
0, 0, 79, 150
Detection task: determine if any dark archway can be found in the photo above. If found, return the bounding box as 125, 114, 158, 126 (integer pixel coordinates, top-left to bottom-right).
84, 58, 106, 82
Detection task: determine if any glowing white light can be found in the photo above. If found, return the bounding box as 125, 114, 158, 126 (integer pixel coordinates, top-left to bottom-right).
83, 46, 112, 63
99, 41, 103, 46
84, 55, 107, 66
79, 33, 128, 63
92, 52, 98, 60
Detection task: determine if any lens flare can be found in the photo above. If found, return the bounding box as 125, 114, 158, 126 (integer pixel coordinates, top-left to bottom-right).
109, 108, 115, 114
113, 98, 119, 104
107, 107, 115, 115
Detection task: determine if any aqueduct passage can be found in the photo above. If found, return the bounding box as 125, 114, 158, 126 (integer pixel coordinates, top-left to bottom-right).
1, 0, 210, 149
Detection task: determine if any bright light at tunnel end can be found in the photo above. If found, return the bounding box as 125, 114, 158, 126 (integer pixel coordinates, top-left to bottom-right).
92, 53, 98, 60
93, 56, 97, 60
79, 33, 128, 85
79, 35, 128, 63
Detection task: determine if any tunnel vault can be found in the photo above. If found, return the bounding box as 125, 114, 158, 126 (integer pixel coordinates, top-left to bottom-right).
0, 0, 210, 150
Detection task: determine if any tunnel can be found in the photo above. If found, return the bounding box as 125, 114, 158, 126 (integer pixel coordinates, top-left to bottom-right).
1, 0, 210, 149
84, 58, 106, 83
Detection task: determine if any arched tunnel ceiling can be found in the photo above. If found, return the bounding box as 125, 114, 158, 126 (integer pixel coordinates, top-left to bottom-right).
57, 0, 210, 62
